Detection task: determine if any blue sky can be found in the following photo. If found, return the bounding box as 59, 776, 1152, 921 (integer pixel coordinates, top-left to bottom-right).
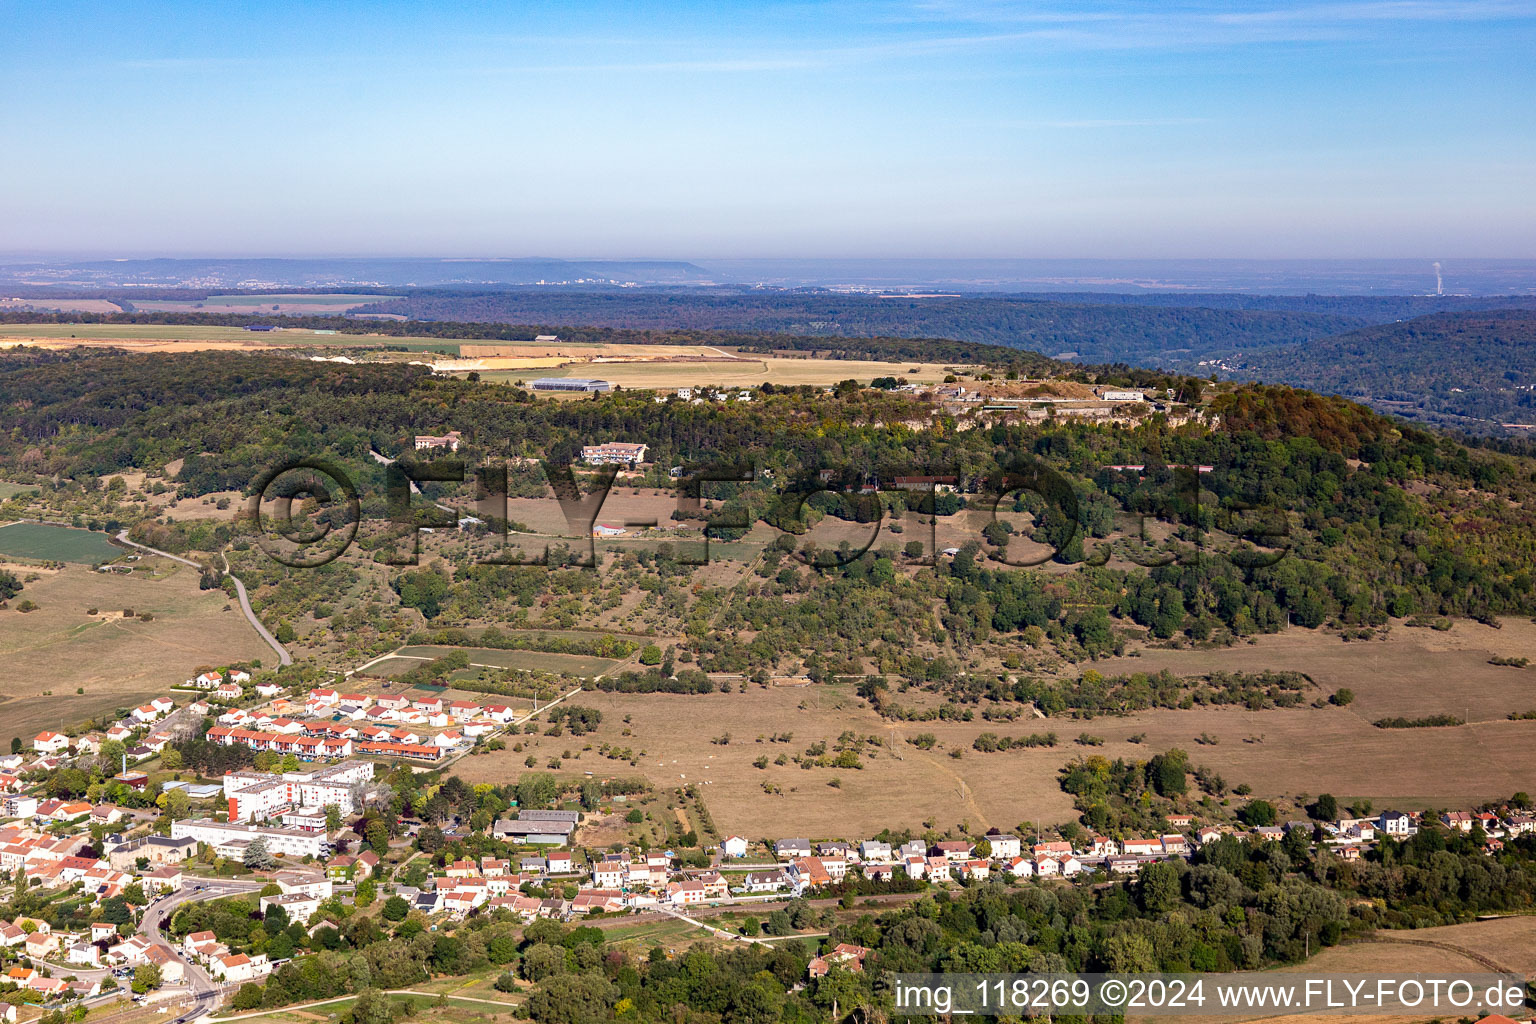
4, 0, 1535, 258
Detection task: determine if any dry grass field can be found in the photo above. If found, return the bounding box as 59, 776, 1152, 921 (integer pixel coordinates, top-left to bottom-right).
1069, 618, 1536, 807
452, 681, 1081, 839
442, 618, 1536, 838
0, 562, 270, 709
0, 298, 126, 315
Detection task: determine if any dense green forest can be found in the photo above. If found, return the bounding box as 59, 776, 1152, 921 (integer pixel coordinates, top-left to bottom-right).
1231, 309, 1536, 433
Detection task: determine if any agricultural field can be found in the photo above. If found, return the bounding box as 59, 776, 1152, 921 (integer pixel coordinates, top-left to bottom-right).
0, 322, 459, 353
0, 559, 270, 713
126, 292, 400, 313
476, 355, 959, 390
448, 620, 1536, 839
0, 521, 126, 563
0, 296, 126, 314
0, 321, 966, 390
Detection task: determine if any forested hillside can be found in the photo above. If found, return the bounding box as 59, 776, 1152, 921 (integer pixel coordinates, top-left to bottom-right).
1232, 310, 1536, 432
4, 348, 1536, 668
353, 290, 1360, 363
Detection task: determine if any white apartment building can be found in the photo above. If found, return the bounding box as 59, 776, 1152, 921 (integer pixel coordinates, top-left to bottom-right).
171, 819, 331, 859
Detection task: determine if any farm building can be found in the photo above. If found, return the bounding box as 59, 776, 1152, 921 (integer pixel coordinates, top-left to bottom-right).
532, 378, 612, 392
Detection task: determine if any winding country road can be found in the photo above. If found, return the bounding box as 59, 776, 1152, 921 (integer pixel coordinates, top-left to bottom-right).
112, 531, 292, 666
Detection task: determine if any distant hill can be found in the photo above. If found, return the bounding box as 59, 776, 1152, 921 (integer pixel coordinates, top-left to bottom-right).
1229, 310, 1536, 432
0, 257, 718, 289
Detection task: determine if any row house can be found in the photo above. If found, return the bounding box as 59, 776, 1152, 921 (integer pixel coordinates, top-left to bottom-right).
207, 726, 353, 760
355, 740, 443, 760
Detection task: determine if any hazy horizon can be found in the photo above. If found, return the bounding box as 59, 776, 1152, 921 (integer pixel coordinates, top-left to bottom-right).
5, 254, 1536, 294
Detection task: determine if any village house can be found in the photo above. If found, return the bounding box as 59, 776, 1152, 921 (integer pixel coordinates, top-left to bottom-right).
859, 840, 892, 862
1002, 856, 1033, 878
32, 731, 70, 754
144, 943, 185, 984
774, 838, 812, 859
741, 869, 790, 893
984, 831, 1022, 859
211, 952, 271, 983
808, 944, 870, 978
932, 840, 974, 862
1442, 811, 1475, 832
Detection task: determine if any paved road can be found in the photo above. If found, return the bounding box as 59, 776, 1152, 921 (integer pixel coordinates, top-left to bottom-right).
112, 531, 291, 666
141, 881, 262, 1021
